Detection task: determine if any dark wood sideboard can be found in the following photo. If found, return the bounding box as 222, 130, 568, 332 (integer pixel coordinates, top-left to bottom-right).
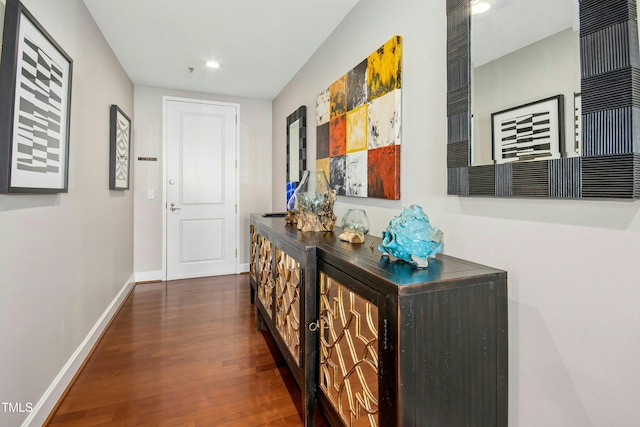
249, 214, 508, 427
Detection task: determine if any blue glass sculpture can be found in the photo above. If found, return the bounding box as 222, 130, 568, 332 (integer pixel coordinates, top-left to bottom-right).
378, 205, 444, 268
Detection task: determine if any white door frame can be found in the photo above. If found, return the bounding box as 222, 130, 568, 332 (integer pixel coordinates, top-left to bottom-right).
161, 96, 240, 281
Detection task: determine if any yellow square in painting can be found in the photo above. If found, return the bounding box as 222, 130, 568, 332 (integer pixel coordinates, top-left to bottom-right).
367, 35, 402, 101
346, 104, 368, 153
316, 157, 331, 182
330, 75, 347, 120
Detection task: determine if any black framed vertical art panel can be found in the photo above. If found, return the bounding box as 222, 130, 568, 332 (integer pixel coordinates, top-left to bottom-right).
109, 104, 131, 190
286, 105, 306, 183
0, 0, 73, 193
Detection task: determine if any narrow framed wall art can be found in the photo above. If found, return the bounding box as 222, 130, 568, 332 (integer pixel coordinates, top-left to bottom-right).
109, 104, 131, 190
0, 0, 73, 193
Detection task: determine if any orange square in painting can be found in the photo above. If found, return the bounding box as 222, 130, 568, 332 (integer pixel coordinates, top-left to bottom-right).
330, 115, 346, 157
368, 145, 400, 199
330, 75, 347, 120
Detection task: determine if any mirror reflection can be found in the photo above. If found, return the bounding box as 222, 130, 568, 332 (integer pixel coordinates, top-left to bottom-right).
288, 118, 301, 180
470, 0, 580, 166
0, 0, 5, 62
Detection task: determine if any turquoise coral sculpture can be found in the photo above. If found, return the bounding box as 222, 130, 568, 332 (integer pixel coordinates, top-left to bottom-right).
378, 205, 444, 268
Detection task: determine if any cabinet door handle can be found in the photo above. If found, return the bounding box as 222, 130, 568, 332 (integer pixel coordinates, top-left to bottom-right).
308, 318, 329, 332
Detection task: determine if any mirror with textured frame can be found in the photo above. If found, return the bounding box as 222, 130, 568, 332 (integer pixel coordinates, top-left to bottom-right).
447, 0, 640, 198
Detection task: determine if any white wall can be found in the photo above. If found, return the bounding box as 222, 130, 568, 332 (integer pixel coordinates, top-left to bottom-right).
272, 0, 640, 425
0, 0, 134, 425
133, 86, 272, 278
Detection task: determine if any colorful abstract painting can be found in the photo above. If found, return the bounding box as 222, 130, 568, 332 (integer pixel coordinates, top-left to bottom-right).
316, 35, 402, 199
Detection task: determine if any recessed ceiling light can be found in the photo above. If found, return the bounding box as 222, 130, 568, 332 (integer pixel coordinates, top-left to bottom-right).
471, 1, 491, 14
206, 60, 220, 69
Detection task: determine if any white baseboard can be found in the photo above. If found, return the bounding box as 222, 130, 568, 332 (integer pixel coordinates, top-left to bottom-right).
136, 267, 249, 282
23, 274, 136, 427
135, 270, 162, 282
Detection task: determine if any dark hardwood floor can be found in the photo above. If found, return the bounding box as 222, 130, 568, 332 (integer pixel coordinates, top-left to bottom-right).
46, 274, 327, 426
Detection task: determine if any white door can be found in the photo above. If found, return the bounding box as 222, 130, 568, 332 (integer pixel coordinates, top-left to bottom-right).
164, 98, 238, 280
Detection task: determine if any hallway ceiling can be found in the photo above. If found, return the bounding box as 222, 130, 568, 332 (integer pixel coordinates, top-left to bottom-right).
82, 0, 361, 100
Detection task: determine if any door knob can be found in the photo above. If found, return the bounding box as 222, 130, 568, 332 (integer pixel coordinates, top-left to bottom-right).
170, 203, 182, 212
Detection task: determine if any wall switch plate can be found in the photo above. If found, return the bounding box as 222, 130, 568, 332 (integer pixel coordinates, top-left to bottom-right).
147, 189, 155, 199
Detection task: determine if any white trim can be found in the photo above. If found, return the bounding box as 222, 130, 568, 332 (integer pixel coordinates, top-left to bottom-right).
162, 97, 168, 280
235, 104, 241, 276
22, 275, 136, 427
238, 263, 250, 274
162, 96, 240, 280
135, 270, 162, 283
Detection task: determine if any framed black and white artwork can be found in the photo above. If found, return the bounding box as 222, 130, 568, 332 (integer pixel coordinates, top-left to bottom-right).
109, 105, 131, 190
491, 95, 564, 164
0, 0, 73, 193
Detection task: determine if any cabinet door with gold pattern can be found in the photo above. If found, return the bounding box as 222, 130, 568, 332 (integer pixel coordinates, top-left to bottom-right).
274, 246, 302, 366
318, 266, 382, 427
256, 234, 274, 318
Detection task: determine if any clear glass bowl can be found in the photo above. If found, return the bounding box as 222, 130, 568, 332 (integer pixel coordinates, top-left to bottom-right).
341, 209, 370, 234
